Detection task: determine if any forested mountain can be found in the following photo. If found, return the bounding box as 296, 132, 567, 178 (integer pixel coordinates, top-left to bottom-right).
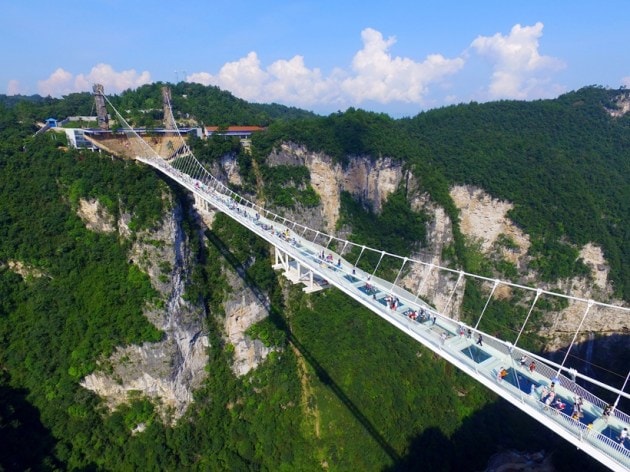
1, 85, 627, 471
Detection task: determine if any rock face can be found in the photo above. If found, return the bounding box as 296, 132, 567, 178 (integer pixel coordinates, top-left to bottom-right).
607, 90, 630, 117
401, 192, 463, 316
450, 185, 530, 266
3, 260, 46, 279
76, 198, 116, 233
81, 196, 209, 423
216, 145, 628, 347
194, 203, 275, 377
220, 154, 243, 187
267, 142, 405, 232
223, 270, 275, 377
448, 185, 628, 345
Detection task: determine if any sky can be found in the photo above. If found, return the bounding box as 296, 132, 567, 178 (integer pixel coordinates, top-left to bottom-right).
2, 0, 629, 117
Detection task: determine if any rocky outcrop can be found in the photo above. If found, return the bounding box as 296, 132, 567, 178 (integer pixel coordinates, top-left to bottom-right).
194, 202, 275, 377
448, 185, 628, 345
223, 270, 275, 377
267, 143, 405, 232
81, 196, 209, 424
2, 260, 47, 279
450, 185, 530, 267
76, 198, 116, 233
220, 154, 243, 187
401, 191, 464, 316
606, 91, 630, 117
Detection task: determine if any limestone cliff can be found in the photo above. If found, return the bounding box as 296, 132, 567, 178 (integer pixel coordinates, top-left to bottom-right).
223, 270, 275, 377
264, 145, 466, 316
80, 195, 209, 423
193, 201, 275, 377
214, 147, 627, 349
266, 142, 404, 232
449, 184, 628, 348
76, 198, 116, 233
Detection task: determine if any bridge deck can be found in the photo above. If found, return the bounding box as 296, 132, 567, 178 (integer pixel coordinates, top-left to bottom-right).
139, 156, 630, 471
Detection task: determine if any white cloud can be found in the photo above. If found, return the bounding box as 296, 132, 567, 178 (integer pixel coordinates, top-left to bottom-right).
188, 52, 339, 107
342, 28, 464, 103
74, 64, 151, 93
37, 64, 151, 97
470, 22, 565, 100
187, 28, 465, 108
38, 68, 74, 97
7, 79, 26, 95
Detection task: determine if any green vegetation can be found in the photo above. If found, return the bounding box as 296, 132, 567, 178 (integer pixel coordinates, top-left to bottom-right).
0, 84, 623, 472
338, 188, 428, 279
259, 164, 321, 208
402, 87, 630, 298
252, 87, 629, 301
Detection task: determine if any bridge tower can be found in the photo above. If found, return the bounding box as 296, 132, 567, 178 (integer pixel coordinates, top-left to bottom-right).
162, 86, 176, 130
92, 84, 109, 130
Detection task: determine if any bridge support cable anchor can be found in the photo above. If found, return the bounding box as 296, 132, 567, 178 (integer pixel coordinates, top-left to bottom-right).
473, 279, 500, 331
340, 240, 349, 257
557, 300, 594, 377
513, 288, 542, 350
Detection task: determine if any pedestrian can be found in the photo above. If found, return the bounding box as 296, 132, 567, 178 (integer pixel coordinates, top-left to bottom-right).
619, 427, 628, 445
529, 361, 536, 373
519, 356, 527, 368
432, 316, 436, 325
476, 334, 483, 346
466, 328, 472, 339
603, 404, 613, 422
498, 367, 508, 382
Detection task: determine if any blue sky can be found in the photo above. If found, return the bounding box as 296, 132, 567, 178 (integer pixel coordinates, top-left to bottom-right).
2, 0, 629, 116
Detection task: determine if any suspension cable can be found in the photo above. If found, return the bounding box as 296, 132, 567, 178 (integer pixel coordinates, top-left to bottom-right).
371, 251, 386, 279
557, 300, 594, 375
513, 288, 542, 348
413, 263, 434, 305
391, 257, 408, 295
443, 271, 464, 318
474, 279, 500, 330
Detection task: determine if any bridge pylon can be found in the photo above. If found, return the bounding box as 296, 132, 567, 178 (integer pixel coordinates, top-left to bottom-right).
92, 84, 109, 130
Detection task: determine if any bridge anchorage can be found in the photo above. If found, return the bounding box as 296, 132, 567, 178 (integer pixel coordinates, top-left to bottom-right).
95, 86, 630, 471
